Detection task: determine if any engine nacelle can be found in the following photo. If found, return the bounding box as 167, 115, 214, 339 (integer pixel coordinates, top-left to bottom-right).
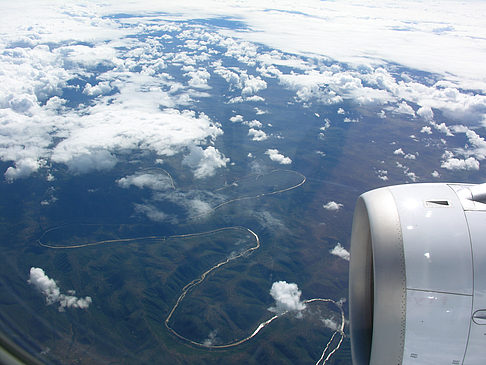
349, 183, 486, 365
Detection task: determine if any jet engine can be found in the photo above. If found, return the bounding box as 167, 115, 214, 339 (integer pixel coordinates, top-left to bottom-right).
349, 183, 486, 365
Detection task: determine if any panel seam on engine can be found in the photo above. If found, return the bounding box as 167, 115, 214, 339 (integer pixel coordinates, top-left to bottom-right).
406, 288, 472, 297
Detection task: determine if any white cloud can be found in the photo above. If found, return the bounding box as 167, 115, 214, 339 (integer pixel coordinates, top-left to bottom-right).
320, 118, 331, 131
83, 81, 112, 97
330, 243, 350, 261
117, 172, 173, 191
393, 148, 405, 156
53, 149, 117, 174
254, 107, 266, 115
268, 281, 306, 315
56, 44, 118, 69
229, 114, 243, 123
48, 109, 224, 175
406, 171, 418, 182
395, 101, 415, 116
4, 158, 42, 182
377, 169, 388, 181
2, 0, 486, 186
463, 129, 486, 160
420, 126, 433, 134
241, 75, 267, 96
214, 65, 266, 96
430, 121, 454, 136
134, 203, 168, 222
395, 161, 419, 182
187, 198, 213, 217
151, 189, 221, 220
203, 330, 218, 347
228, 95, 265, 103
243, 119, 263, 128
265, 149, 292, 164
322, 201, 343, 211
441, 156, 480, 171
182, 145, 229, 179
0, 13, 233, 181
322, 317, 339, 331
417, 106, 434, 120
25, 0, 482, 93
185, 68, 211, 89
28, 267, 92, 312
248, 128, 268, 141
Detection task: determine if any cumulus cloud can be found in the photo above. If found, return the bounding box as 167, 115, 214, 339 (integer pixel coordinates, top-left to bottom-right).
254, 107, 266, 115
241, 75, 267, 96
182, 146, 229, 179
28, 267, 92, 312
248, 128, 268, 141
83, 81, 112, 97
395, 101, 415, 116
330, 243, 350, 261
229, 114, 243, 123
430, 121, 454, 136
377, 169, 388, 181
53, 149, 117, 174
417, 106, 434, 120
265, 149, 292, 164
4, 158, 42, 182
2, 0, 485, 190
278, 71, 346, 104
463, 129, 486, 160
50, 109, 224, 175
396, 161, 419, 182
0, 13, 229, 181
268, 281, 306, 315
420, 126, 433, 134
243, 119, 263, 128
228, 95, 265, 103
117, 172, 174, 191
441, 156, 480, 171
322, 201, 343, 211
214, 65, 266, 96
185, 68, 211, 89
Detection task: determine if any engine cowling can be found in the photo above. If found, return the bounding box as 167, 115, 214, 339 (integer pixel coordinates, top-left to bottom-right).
349, 183, 486, 365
